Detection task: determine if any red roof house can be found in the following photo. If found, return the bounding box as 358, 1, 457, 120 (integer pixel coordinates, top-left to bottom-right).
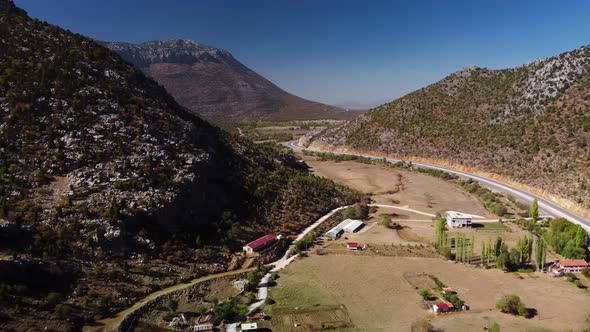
554, 259, 588, 273
433, 303, 451, 313
247, 312, 268, 320
346, 242, 359, 250
243, 234, 277, 253
198, 313, 215, 325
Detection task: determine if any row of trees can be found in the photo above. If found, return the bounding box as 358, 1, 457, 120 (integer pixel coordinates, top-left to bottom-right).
434, 218, 548, 271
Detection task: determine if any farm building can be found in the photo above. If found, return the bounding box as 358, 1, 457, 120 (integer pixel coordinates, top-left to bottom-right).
243, 234, 277, 253
241, 322, 258, 331
445, 211, 472, 228
346, 242, 359, 250
433, 303, 453, 313
326, 219, 365, 238
198, 312, 215, 325
343, 219, 365, 233
551, 259, 589, 275
193, 323, 214, 331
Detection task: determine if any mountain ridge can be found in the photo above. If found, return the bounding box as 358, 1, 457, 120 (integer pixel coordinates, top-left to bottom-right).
101, 39, 357, 122
306, 44, 590, 213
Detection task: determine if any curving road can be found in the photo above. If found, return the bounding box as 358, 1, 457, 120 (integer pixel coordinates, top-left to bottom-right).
285, 140, 590, 233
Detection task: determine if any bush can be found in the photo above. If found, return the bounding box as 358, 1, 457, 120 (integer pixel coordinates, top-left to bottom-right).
54, 303, 74, 319
45, 292, 64, 307
166, 298, 178, 313
496, 294, 529, 317
565, 273, 578, 282
582, 267, 590, 279
573, 280, 586, 289
419, 289, 432, 300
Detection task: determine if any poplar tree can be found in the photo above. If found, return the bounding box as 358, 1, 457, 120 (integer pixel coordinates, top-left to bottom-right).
470, 235, 475, 264
494, 237, 503, 257
487, 238, 492, 266
530, 198, 539, 222
481, 241, 486, 266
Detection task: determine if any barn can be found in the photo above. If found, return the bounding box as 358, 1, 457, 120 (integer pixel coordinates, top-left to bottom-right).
326, 219, 365, 238
242, 234, 277, 253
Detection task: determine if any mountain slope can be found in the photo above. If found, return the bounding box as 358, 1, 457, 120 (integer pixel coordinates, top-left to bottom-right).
0, 1, 357, 329
306, 45, 590, 213
101, 39, 355, 122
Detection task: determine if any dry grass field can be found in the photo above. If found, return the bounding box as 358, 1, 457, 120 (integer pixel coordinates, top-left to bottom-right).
269, 255, 590, 332
303, 159, 493, 218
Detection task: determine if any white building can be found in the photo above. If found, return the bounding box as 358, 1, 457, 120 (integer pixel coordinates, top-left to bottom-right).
326, 219, 365, 238
445, 211, 472, 228
241, 322, 258, 331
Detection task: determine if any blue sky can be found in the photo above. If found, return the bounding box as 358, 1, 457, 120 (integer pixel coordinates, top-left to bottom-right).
17, 0, 590, 108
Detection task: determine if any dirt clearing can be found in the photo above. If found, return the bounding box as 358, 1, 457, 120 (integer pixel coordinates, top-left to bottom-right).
303, 159, 492, 217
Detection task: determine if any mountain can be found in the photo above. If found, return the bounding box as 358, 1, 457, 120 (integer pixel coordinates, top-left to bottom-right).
101, 39, 356, 122
0, 1, 357, 329
305, 45, 590, 215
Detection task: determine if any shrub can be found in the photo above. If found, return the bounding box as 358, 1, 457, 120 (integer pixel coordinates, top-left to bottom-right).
54, 303, 74, 319
45, 292, 64, 307
496, 294, 529, 317
166, 298, 178, 313
565, 273, 578, 282
419, 289, 432, 300
573, 280, 586, 289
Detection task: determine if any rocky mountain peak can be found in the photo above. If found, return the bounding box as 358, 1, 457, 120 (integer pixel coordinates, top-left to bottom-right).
100, 38, 234, 67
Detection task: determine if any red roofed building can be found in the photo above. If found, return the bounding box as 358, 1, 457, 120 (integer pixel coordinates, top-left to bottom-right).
553, 259, 588, 274
198, 312, 215, 325
346, 242, 359, 250
243, 234, 277, 253
433, 303, 451, 313
247, 312, 268, 320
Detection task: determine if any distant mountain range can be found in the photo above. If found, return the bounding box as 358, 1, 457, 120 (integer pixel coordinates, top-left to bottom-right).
306, 45, 590, 214
101, 39, 357, 122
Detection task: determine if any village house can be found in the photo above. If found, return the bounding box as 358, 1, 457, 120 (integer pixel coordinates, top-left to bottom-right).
198, 311, 215, 325
346, 242, 360, 250
326, 219, 365, 238
551, 259, 589, 275
445, 211, 472, 228
433, 302, 453, 313
246, 312, 268, 321
242, 234, 277, 254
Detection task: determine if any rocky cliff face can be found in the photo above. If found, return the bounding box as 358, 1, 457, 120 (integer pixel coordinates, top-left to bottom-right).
307, 45, 590, 211
101, 39, 356, 121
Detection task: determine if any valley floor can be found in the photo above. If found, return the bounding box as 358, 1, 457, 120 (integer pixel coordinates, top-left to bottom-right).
268, 254, 590, 332
260, 155, 589, 332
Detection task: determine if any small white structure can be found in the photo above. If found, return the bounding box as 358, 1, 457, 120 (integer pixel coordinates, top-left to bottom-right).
445, 211, 472, 228
241, 322, 258, 331
326, 219, 365, 238
193, 323, 214, 331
